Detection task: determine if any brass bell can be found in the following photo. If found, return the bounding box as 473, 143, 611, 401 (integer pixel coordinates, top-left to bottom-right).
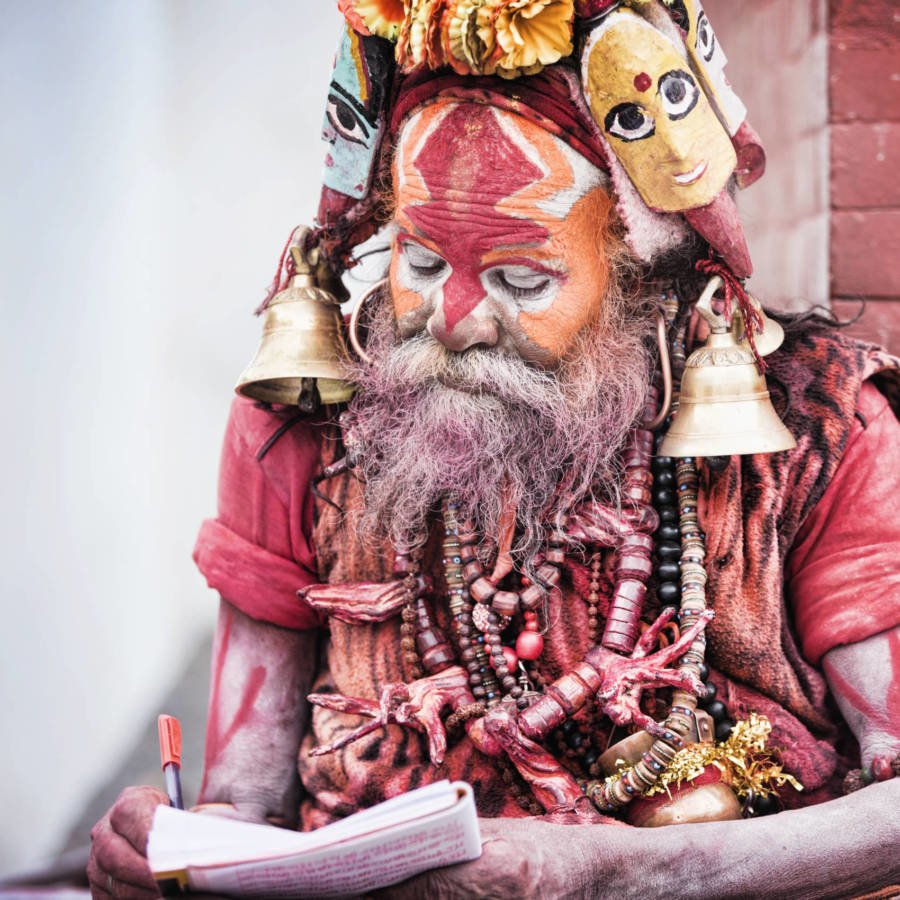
659, 277, 796, 458
732, 292, 784, 357
236, 242, 355, 407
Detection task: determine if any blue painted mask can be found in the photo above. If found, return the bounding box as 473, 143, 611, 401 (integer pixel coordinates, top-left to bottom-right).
321, 26, 394, 199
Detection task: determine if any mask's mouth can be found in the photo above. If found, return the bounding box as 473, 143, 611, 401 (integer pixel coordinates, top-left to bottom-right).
673, 159, 708, 185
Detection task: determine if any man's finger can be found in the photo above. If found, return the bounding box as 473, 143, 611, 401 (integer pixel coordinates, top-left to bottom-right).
87, 853, 159, 900
91, 827, 160, 894
108, 785, 169, 854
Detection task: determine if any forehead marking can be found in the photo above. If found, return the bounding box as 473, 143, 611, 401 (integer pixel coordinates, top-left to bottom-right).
403, 104, 550, 332
634, 72, 652, 92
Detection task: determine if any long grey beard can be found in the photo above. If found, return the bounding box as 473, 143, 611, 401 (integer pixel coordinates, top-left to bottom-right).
344, 292, 655, 563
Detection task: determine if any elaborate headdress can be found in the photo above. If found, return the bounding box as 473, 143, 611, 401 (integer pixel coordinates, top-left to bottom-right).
317, 0, 766, 277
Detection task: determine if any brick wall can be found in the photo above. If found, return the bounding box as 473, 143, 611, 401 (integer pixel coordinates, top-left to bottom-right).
704, 0, 829, 313
829, 0, 900, 351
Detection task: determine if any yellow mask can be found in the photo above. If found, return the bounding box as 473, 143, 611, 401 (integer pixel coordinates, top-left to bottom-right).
582, 9, 736, 213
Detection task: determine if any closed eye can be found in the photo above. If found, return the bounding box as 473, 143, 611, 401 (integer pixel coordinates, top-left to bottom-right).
486, 266, 555, 303
400, 240, 448, 277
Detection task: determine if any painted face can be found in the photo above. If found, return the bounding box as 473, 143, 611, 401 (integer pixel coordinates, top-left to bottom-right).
582, 10, 736, 213
321, 26, 393, 199
681, 0, 746, 135
390, 101, 615, 367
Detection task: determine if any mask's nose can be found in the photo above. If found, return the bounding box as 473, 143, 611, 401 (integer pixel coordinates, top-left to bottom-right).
662, 124, 697, 165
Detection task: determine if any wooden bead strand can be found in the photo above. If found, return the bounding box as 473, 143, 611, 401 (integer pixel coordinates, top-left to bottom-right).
394, 544, 424, 682
442, 501, 502, 706
600, 396, 659, 654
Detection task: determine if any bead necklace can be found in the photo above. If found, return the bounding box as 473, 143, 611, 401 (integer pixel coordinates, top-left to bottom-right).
442, 501, 502, 706
382, 286, 728, 814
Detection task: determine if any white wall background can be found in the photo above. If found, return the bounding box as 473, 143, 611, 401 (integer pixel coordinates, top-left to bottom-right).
0, 0, 342, 875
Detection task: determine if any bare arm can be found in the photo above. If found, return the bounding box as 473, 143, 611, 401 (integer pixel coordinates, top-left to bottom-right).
198, 598, 319, 825
379, 780, 900, 900
383, 629, 900, 899
823, 626, 900, 778
88, 598, 318, 898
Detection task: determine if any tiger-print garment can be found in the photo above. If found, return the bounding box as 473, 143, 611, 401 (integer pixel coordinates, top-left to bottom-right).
296, 325, 900, 828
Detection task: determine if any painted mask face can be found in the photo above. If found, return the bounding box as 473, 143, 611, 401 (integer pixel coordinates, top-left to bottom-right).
321, 26, 393, 199
390, 101, 615, 368
680, 0, 746, 135
582, 10, 736, 213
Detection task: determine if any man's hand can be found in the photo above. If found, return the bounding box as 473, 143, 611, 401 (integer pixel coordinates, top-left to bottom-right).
88, 785, 165, 899
373, 818, 596, 899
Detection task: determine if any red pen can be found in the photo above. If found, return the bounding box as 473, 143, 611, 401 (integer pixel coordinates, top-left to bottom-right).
157, 715, 185, 810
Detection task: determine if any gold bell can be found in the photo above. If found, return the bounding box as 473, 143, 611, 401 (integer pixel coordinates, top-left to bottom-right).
659, 277, 796, 458
236, 242, 355, 407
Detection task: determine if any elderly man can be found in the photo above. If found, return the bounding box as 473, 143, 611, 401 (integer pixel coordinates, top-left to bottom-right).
89, 2, 900, 897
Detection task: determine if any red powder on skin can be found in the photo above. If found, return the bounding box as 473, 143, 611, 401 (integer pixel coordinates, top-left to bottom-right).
202, 605, 268, 788
404, 105, 548, 332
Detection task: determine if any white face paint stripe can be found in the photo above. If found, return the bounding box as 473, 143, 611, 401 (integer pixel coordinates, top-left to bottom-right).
492, 106, 607, 219
396, 103, 456, 199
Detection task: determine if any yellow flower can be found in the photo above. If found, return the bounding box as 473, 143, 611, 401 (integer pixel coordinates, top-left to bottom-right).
396, 0, 440, 70
486, 0, 574, 76
446, 0, 493, 74
339, 0, 407, 41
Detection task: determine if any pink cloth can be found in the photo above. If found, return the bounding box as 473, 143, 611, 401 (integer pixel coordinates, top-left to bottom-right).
193, 399, 324, 630
195, 384, 900, 666
787, 381, 900, 664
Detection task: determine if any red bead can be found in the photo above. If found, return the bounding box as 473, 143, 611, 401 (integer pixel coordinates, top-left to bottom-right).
502, 646, 519, 670
516, 630, 544, 660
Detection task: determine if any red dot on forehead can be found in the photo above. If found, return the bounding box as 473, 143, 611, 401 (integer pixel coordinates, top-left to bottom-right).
634, 72, 652, 92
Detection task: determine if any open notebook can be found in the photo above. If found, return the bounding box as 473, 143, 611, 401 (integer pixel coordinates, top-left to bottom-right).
148, 780, 481, 897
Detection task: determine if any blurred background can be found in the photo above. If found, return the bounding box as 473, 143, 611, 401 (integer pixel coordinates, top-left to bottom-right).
0, 0, 897, 884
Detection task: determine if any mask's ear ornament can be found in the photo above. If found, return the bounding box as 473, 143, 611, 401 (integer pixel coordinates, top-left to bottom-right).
580, 5, 753, 276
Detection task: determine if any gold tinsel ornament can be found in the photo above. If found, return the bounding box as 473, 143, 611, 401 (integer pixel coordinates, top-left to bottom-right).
605, 714, 804, 801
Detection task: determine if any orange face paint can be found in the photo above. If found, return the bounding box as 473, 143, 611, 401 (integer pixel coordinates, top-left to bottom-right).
390, 100, 613, 366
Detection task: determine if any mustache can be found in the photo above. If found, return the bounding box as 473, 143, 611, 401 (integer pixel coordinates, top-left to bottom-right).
372, 331, 565, 407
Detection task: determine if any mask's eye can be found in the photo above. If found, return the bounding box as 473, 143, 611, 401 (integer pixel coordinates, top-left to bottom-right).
401, 240, 448, 278
696, 12, 716, 63
604, 103, 655, 142
325, 94, 370, 145
659, 70, 699, 121
486, 266, 554, 303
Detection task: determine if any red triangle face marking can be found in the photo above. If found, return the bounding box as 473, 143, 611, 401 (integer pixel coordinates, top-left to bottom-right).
405, 105, 550, 332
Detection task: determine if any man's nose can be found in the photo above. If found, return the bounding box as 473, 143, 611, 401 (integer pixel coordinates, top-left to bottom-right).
426, 299, 499, 352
